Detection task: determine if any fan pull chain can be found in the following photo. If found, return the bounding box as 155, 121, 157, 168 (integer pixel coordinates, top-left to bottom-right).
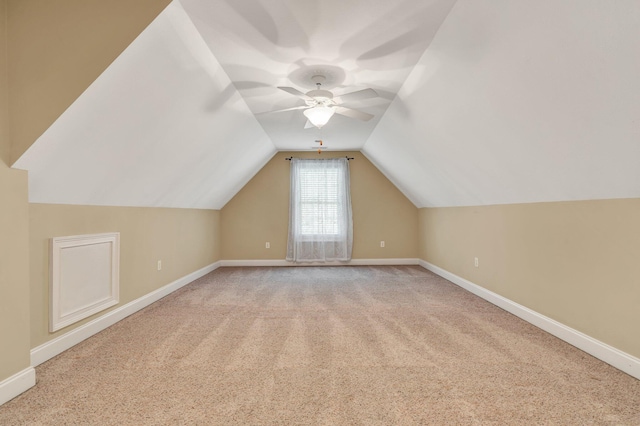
316, 128, 324, 154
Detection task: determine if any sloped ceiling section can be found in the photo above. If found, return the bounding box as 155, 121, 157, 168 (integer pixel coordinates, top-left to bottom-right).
13, 1, 275, 209
363, 0, 640, 208
13, 0, 640, 210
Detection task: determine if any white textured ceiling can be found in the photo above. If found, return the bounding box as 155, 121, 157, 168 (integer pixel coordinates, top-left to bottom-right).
179, 0, 457, 151
13, 0, 640, 209
363, 0, 640, 207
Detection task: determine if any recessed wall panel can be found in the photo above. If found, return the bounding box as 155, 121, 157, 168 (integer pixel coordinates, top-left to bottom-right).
50, 233, 120, 332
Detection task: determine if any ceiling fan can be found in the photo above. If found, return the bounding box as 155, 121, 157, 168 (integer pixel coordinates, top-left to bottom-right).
268, 75, 379, 129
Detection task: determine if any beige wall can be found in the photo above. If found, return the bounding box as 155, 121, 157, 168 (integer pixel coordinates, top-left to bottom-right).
29, 204, 221, 347
0, 0, 7, 165
0, 166, 30, 381
7, 0, 171, 164
0, 0, 31, 381
418, 199, 640, 358
221, 151, 418, 260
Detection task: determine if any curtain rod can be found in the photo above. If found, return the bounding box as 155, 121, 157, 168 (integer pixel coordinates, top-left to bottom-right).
285, 156, 354, 161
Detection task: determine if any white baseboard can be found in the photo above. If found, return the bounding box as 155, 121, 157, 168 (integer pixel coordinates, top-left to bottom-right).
220, 258, 419, 267
30, 261, 222, 367
0, 367, 35, 406
419, 260, 640, 380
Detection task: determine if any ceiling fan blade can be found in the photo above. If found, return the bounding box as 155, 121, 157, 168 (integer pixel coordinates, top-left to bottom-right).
304, 120, 315, 129
334, 106, 374, 121
277, 86, 314, 101
257, 105, 309, 115
333, 88, 378, 104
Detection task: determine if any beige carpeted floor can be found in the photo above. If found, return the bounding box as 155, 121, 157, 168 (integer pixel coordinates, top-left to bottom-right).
1, 266, 639, 425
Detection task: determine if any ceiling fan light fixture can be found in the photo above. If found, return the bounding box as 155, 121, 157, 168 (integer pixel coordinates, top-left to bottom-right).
303, 106, 335, 129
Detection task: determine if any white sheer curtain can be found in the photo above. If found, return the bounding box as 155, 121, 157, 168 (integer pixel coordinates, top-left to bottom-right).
286, 158, 353, 262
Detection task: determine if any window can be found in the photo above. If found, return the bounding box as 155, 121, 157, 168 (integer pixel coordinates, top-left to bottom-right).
299, 166, 340, 236
286, 158, 353, 262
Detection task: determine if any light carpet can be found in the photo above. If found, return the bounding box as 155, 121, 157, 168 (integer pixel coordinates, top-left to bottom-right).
1, 266, 639, 425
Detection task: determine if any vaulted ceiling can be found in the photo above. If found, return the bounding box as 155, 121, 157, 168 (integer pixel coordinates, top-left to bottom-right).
12, 0, 640, 209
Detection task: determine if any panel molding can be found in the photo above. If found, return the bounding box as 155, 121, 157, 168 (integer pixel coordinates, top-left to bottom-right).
419, 260, 640, 380
49, 232, 120, 332
31, 261, 221, 367
0, 367, 35, 407
220, 258, 420, 267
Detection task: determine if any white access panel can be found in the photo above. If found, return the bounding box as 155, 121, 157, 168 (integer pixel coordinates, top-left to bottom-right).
49, 233, 120, 332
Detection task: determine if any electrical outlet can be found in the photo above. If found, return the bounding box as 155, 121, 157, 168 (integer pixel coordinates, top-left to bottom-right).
474, 257, 479, 268
380, 241, 385, 248
157, 260, 162, 271
265, 242, 270, 249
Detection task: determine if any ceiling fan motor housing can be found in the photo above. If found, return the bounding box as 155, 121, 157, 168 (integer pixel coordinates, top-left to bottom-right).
305, 89, 334, 105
